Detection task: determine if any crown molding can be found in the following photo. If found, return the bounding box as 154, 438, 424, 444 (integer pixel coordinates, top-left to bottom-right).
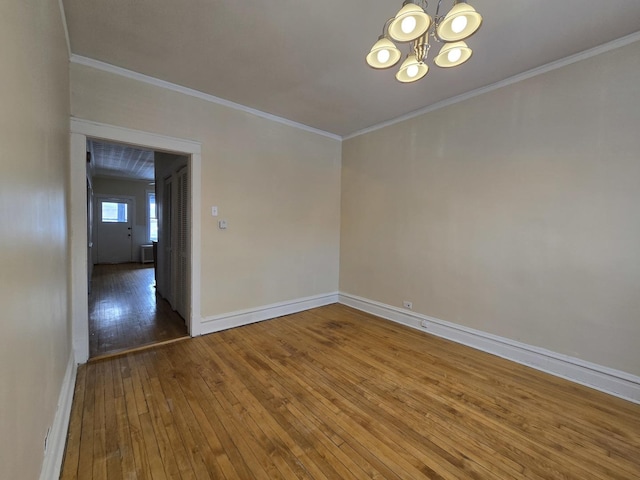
68, 30, 640, 142
70, 55, 342, 141
344, 30, 640, 140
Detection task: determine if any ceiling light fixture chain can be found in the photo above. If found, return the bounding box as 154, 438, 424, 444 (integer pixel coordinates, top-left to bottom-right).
365, 0, 483, 83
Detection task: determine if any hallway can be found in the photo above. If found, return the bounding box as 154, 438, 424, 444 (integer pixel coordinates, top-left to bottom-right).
89, 263, 188, 358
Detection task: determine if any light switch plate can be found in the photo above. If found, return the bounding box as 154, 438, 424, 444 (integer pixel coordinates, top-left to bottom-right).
211, 206, 218, 216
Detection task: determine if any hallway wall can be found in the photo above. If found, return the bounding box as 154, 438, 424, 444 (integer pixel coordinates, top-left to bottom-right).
0, 1, 71, 479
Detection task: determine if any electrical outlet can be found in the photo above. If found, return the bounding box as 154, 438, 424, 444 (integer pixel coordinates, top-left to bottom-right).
403, 300, 413, 310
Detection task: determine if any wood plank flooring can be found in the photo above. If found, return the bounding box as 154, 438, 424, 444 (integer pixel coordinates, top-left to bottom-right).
62, 304, 640, 479
89, 263, 188, 358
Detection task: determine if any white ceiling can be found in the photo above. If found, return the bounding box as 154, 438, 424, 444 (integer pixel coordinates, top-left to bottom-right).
63, 1, 640, 137
89, 140, 155, 181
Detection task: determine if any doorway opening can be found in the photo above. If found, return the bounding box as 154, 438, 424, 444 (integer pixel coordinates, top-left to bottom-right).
70, 119, 202, 364
86, 138, 192, 359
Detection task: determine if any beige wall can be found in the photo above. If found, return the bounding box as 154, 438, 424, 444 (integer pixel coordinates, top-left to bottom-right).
0, 1, 71, 479
71, 63, 342, 316
341, 41, 640, 376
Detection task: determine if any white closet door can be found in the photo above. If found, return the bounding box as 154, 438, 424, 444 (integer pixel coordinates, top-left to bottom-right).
161, 176, 173, 305
174, 166, 189, 319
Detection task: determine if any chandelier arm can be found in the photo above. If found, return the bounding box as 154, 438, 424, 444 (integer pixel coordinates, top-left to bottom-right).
435, 0, 443, 18
432, 0, 446, 38
381, 17, 395, 36
412, 0, 429, 11
430, 27, 442, 44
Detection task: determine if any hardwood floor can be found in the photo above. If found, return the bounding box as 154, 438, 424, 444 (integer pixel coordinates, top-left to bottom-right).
62, 304, 640, 479
89, 263, 188, 359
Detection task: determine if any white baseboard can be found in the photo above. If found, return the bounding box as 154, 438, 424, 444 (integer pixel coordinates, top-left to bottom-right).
39, 352, 78, 480
200, 292, 339, 335
339, 292, 640, 404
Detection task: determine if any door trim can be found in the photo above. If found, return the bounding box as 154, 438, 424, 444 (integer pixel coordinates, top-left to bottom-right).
70, 118, 202, 363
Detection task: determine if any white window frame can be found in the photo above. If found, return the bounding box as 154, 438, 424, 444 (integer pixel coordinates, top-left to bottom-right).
147, 190, 158, 243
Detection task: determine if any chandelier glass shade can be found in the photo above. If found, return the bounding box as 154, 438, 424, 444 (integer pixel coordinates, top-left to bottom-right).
396, 54, 429, 83
436, 1, 483, 42
434, 40, 472, 67
388, 2, 432, 43
366, 36, 403, 69
366, 0, 482, 83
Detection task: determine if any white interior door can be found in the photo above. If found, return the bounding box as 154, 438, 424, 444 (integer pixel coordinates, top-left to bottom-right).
96, 195, 133, 264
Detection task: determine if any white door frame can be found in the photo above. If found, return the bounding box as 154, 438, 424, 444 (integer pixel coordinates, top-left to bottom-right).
70, 118, 202, 363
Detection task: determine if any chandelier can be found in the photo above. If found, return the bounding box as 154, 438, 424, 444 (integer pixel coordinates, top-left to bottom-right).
366, 0, 483, 83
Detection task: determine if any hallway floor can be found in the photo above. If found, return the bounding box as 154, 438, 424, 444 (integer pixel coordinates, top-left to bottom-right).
89, 263, 188, 358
